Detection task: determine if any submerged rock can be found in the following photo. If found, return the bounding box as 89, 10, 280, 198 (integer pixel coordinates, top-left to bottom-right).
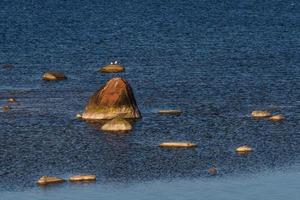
208, 167, 218, 175
251, 110, 271, 118
269, 114, 284, 122
3, 64, 13, 68
42, 72, 67, 81
158, 109, 182, 115
235, 145, 253, 154
101, 117, 132, 132
69, 175, 96, 182
82, 77, 141, 120
100, 64, 124, 73
159, 142, 197, 148
37, 176, 65, 185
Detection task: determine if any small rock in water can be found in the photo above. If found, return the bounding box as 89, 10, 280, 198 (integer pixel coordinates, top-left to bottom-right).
76, 113, 82, 119
251, 110, 271, 118
269, 114, 284, 122
208, 167, 218, 175
159, 142, 197, 148
69, 175, 96, 182
158, 109, 182, 115
7, 98, 16, 103
101, 117, 132, 132
235, 145, 253, 154
100, 64, 124, 73
2, 105, 10, 112
3, 64, 13, 68
42, 72, 67, 81
37, 176, 65, 185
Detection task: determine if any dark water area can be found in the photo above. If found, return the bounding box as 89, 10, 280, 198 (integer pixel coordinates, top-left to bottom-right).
0, 0, 300, 195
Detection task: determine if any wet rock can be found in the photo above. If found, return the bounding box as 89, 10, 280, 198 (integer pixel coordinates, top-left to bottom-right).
2, 105, 10, 112
251, 110, 271, 118
235, 145, 253, 154
101, 117, 132, 132
269, 114, 284, 122
69, 175, 96, 182
158, 109, 182, 115
42, 72, 67, 81
7, 98, 16, 103
82, 77, 141, 120
76, 113, 82, 119
100, 64, 124, 73
37, 176, 65, 185
3, 64, 13, 68
159, 142, 197, 148
208, 167, 218, 175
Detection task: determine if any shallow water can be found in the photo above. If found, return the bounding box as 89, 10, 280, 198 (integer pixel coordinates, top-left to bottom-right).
0, 0, 300, 198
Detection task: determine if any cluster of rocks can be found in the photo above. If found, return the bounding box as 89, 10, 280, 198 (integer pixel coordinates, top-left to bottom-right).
251, 110, 284, 121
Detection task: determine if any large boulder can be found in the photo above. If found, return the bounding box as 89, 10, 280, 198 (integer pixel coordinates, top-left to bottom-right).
82, 77, 141, 120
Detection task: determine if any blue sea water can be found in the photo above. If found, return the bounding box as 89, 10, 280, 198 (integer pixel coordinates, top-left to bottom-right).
0, 0, 300, 199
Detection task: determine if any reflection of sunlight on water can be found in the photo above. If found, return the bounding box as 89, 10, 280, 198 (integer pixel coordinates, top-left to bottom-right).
3, 168, 300, 200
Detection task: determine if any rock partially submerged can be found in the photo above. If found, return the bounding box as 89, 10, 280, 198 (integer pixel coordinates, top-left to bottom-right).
42, 72, 67, 81
2, 105, 10, 112
208, 167, 218, 175
159, 142, 197, 148
251, 110, 271, 118
100, 64, 124, 73
76, 113, 82, 119
8, 98, 16, 103
235, 145, 253, 154
101, 117, 132, 132
69, 175, 96, 182
37, 176, 65, 185
158, 109, 182, 115
82, 77, 141, 120
269, 114, 284, 122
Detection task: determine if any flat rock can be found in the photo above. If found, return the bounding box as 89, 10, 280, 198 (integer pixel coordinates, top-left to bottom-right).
158, 109, 182, 115
69, 175, 96, 182
159, 142, 197, 148
37, 176, 65, 185
101, 117, 132, 132
269, 114, 284, 122
251, 110, 271, 118
235, 145, 253, 153
42, 72, 67, 81
100, 64, 124, 73
82, 77, 141, 120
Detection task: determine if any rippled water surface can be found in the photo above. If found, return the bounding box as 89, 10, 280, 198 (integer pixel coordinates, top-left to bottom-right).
0, 0, 300, 198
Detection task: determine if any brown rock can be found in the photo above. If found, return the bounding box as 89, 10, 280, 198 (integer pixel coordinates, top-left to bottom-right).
235, 145, 253, 154
269, 114, 284, 122
251, 110, 271, 118
208, 167, 218, 175
82, 77, 141, 120
69, 175, 96, 182
100, 64, 124, 73
2, 105, 10, 112
159, 142, 197, 148
101, 117, 132, 132
42, 72, 67, 81
37, 176, 65, 185
8, 98, 16, 103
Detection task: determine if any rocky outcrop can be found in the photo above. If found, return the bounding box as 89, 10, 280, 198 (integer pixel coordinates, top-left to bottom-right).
100, 64, 124, 73
251, 110, 271, 118
82, 77, 141, 120
42, 72, 67, 81
101, 117, 132, 132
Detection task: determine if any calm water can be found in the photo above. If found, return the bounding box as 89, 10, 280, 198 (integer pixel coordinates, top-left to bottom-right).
0, 0, 300, 199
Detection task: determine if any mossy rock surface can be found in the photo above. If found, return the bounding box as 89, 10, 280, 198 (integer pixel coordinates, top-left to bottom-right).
82, 77, 141, 120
